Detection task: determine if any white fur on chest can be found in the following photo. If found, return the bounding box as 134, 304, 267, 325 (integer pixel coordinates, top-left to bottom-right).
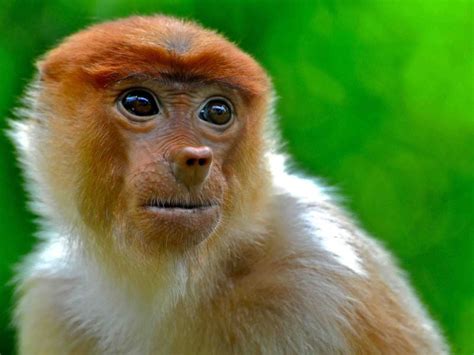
27, 156, 368, 354
34, 243, 188, 354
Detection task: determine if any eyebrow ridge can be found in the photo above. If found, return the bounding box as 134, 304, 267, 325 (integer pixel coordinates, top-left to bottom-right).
111, 72, 246, 93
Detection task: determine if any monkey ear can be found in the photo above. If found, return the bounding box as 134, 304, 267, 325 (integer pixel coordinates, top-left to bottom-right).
35, 55, 63, 82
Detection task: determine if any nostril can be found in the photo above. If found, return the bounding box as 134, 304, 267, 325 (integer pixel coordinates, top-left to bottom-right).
172, 146, 213, 186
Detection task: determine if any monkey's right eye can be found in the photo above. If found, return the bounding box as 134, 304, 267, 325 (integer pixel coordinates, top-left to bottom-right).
119, 89, 159, 120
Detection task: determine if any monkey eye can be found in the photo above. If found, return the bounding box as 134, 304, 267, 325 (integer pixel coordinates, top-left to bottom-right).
199, 98, 233, 126
119, 89, 159, 120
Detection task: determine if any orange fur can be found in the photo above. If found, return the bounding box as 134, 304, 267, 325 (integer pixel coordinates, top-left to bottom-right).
40, 16, 269, 97
11, 15, 448, 354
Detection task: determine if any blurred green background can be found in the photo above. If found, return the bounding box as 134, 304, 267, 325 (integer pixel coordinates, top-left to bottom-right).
0, 0, 472, 353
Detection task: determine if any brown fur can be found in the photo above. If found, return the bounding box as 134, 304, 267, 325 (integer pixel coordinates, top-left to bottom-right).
11, 15, 448, 354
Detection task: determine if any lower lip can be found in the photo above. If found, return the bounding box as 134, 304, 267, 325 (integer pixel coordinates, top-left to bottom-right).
141, 205, 220, 231
137, 204, 220, 247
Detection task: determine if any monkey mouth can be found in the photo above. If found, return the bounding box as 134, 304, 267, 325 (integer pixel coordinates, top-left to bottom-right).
138, 197, 221, 247
142, 199, 217, 211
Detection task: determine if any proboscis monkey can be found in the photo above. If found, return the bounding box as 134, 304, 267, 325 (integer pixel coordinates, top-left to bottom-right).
10, 15, 448, 354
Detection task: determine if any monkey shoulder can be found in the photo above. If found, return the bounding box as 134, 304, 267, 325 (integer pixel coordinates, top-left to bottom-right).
218, 168, 448, 353
14, 240, 100, 353
269, 166, 369, 277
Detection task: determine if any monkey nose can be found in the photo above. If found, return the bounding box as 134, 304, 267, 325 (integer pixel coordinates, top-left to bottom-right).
171, 146, 213, 187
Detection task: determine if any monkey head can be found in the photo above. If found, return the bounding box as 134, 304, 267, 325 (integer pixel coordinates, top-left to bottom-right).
24, 16, 271, 254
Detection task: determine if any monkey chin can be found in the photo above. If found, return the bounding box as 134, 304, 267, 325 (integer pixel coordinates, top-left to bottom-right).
126, 202, 222, 252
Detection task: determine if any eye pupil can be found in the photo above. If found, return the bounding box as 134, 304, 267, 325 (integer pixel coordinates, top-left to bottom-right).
199, 99, 232, 125
121, 90, 159, 117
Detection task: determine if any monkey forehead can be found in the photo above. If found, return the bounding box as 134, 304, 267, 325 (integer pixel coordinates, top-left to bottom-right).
38, 15, 270, 97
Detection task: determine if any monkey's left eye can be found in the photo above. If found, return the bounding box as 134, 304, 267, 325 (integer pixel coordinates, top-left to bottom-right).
119, 89, 159, 120
199, 99, 233, 126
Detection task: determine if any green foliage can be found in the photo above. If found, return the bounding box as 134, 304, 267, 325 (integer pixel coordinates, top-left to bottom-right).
0, 0, 472, 353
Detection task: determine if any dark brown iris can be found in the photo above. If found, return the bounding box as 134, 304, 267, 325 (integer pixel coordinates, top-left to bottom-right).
199, 99, 232, 125
121, 89, 159, 117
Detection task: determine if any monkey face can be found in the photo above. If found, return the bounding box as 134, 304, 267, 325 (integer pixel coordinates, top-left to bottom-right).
114, 82, 240, 249
36, 16, 271, 253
